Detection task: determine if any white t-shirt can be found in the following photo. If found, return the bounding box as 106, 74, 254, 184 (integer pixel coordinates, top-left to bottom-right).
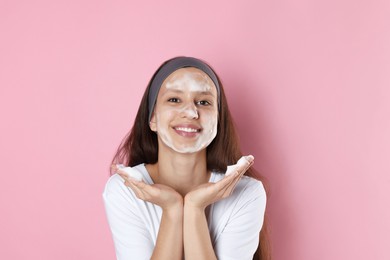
102, 164, 266, 260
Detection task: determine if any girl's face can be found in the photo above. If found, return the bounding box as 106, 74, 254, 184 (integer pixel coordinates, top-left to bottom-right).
150, 67, 218, 154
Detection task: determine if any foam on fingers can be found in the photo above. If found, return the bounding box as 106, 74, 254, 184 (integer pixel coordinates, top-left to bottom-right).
116, 164, 144, 181
225, 155, 254, 176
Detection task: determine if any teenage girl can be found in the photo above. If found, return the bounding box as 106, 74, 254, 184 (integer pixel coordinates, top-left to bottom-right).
103, 56, 270, 260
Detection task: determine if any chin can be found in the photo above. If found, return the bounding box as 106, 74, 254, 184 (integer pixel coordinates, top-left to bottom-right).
171, 145, 206, 154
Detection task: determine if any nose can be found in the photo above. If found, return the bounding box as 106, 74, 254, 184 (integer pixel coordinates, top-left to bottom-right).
180, 102, 198, 119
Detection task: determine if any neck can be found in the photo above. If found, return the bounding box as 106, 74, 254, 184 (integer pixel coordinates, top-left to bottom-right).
146, 146, 210, 196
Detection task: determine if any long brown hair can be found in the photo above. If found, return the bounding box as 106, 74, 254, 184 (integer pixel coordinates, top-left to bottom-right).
111, 57, 271, 260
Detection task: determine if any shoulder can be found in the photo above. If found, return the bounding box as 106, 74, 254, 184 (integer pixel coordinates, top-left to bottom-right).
103, 173, 127, 196
102, 173, 134, 206
238, 175, 266, 199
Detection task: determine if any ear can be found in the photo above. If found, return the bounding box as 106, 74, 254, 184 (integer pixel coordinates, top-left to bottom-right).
149, 112, 157, 132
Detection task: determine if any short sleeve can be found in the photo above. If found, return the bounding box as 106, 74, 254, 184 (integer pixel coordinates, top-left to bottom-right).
102, 174, 154, 260
213, 180, 266, 260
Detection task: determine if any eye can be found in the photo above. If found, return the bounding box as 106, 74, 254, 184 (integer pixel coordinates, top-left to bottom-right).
196, 100, 211, 106
168, 98, 180, 103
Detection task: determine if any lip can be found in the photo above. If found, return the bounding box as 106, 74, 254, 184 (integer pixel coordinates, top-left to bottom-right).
172, 124, 202, 138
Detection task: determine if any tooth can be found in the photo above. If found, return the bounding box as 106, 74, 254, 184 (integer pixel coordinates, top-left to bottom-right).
176, 127, 197, 132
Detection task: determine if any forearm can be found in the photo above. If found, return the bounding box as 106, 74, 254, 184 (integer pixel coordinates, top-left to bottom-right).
183, 204, 217, 260
151, 205, 183, 260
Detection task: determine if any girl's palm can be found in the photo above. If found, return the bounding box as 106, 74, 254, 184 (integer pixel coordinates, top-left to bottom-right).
115, 166, 183, 210
185, 156, 254, 209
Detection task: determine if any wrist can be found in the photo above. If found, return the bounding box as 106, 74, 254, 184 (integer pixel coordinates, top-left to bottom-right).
184, 198, 206, 212
162, 200, 184, 218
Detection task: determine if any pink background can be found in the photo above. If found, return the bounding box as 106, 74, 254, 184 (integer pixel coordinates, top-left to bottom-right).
1, 0, 389, 259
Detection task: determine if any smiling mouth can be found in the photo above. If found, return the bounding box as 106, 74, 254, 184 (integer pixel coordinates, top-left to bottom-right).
174, 127, 201, 133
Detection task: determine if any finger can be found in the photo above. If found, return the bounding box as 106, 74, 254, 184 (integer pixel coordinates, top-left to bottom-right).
240, 157, 254, 172
128, 177, 158, 201
136, 182, 161, 198
128, 179, 160, 199
222, 160, 254, 195
215, 158, 255, 199
113, 163, 129, 173
220, 173, 245, 198
117, 169, 141, 183
225, 178, 241, 196
129, 178, 148, 189
229, 160, 254, 189
215, 183, 236, 200
125, 179, 142, 196
213, 157, 254, 192
122, 176, 144, 191
112, 163, 127, 171
117, 172, 129, 181
117, 168, 128, 175
215, 172, 238, 192
208, 175, 243, 203
111, 164, 120, 172
235, 159, 253, 177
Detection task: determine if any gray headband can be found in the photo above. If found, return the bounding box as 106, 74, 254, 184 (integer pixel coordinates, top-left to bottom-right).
148, 57, 220, 122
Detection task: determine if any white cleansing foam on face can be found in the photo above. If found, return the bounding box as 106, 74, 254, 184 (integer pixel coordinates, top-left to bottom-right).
116, 164, 143, 181
165, 71, 212, 92
155, 69, 218, 154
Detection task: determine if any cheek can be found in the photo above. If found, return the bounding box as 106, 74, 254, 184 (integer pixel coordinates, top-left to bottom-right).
155, 108, 177, 128
203, 111, 218, 130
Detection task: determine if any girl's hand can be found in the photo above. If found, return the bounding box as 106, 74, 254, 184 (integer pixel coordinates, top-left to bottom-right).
112, 165, 183, 211
184, 155, 254, 210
